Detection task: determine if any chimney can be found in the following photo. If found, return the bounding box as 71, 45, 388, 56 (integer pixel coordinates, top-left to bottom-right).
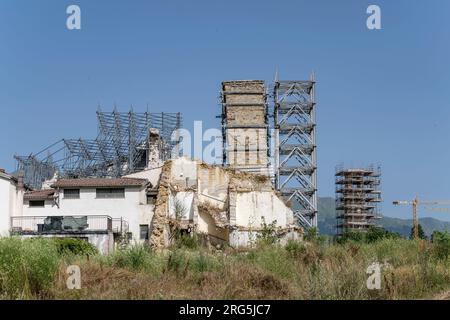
148, 128, 163, 168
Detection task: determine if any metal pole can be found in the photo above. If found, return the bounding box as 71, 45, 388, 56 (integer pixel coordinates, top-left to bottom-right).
413, 196, 419, 239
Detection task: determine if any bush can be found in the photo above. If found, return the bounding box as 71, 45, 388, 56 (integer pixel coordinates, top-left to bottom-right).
337, 227, 400, 244
165, 249, 188, 275
285, 240, 306, 258
304, 227, 328, 245
191, 251, 223, 273
52, 238, 98, 256
366, 226, 401, 243
0, 238, 60, 299
175, 233, 199, 250
256, 218, 279, 246
431, 231, 450, 261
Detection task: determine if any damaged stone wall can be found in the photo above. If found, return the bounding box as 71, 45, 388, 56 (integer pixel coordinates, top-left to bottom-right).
149, 158, 302, 249
149, 161, 172, 249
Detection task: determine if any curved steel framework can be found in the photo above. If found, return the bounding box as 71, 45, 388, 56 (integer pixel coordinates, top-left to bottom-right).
274, 77, 318, 229
15, 109, 182, 189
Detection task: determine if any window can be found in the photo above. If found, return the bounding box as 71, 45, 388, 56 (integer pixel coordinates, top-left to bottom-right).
140, 225, 149, 240
96, 188, 125, 199
29, 200, 45, 207
147, 194, 157, 205
64, 189, 80, 199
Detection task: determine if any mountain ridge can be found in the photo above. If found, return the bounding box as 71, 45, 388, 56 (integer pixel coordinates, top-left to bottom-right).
317, 197, 450, 237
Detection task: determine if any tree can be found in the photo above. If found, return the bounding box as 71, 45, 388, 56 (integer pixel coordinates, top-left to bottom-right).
410, 223, 427, 240
337, 226, 400, 244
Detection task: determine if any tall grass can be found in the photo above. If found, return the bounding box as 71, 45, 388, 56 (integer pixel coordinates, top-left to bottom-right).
0, 237, 60, 299
0, 236, 449, 300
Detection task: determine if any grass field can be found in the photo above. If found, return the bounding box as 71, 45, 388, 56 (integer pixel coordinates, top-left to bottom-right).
0, 236, 449, 300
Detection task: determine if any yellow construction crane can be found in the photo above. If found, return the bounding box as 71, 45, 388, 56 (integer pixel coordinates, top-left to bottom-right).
392, 196, 450, 239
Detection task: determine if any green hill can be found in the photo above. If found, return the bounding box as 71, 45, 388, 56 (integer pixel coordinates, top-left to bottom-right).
317, 197, 450, 237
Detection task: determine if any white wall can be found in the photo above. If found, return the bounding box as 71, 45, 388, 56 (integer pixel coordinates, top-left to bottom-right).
235, 192, 294, 228
169, 192, 194, 221
22, 187, 153, 243
170, 157, 197, 186
0, 177, 11, 236
0, 175, 23, 237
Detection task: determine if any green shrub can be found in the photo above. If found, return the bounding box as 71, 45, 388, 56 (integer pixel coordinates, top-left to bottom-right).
175, 233, 199, 249
52, 238, 98, 256
431, 231, 450, 261
285, 240, 306, 258
256, 218, 279, 246
190, 251, 224, 273
108, 245, 164, 274
337, 227, 401, 245
165, 249, 188, 275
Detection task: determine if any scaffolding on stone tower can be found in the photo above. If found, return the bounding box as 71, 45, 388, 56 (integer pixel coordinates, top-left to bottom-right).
335, 165, 382, 237
15, 108, 182, 189
273, 74, 318, 229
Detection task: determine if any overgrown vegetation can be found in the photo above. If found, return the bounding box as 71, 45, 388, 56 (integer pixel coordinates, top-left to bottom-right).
256, 218, 279, 245
0, 238, 59, 299
337, 226, 401, 244
431, 231, 450, 260
0, 232, 449, 300
53, 238, 98, 256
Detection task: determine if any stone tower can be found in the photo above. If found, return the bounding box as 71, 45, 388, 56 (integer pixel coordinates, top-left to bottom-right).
221, 80, 269, 175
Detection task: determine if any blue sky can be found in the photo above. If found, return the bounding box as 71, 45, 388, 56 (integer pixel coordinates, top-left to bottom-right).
1, 0, 450, 220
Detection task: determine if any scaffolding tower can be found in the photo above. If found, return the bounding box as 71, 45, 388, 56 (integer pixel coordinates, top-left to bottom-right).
335, 165, 382, 236
15, 109, 182, 189
274, 76, 318, 229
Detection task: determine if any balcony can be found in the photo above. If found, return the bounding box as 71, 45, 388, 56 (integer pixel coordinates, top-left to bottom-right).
10, 215, 128, 235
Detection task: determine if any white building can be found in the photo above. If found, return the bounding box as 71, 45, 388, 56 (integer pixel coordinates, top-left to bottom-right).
14, 177, 153, 254
0, 169, 24, 237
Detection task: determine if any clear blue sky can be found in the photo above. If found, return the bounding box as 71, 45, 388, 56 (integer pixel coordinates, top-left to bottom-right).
1, 0, 450, 221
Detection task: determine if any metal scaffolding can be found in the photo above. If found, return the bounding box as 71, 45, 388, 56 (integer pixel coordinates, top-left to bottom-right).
274, 76, 318, 229
335, 165, 382, 236
15, 109, 182, 189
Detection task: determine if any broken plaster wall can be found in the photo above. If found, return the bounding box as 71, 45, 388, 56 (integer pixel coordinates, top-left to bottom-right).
149, 157, 301, 249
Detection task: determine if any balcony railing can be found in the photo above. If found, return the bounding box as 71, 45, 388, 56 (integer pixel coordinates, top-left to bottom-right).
112, 218, 129, 234
10, 215, 121, 234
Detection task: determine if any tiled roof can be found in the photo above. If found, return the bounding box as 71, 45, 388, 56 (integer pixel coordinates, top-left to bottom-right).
24, 189, 55, 200
0, 170, 16, 182
52, 177, 148, 188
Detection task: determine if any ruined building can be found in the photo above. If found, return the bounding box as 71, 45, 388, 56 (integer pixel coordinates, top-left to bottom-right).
4, 103, 302, 252
148, 157, 301, 249
335, 166, 382, 236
